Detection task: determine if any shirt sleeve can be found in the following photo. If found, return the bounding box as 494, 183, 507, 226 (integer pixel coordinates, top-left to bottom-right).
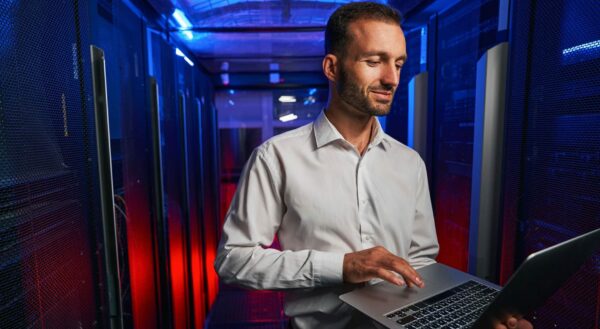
407, 158, 440, 269
214, 146, 344, 290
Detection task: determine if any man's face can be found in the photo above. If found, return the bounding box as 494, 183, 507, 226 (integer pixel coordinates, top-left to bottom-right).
335, 19, 406, 116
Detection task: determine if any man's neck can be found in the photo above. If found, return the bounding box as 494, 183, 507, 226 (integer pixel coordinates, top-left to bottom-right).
324, 104, 375, 156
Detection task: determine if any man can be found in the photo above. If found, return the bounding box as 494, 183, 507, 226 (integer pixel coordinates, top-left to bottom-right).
215, 2, 530, 328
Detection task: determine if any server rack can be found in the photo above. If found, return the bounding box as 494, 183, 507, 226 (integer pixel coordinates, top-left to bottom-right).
1, 1, 103, 327
430, 0, 500, 272
196, 76, 221, 307
88, 1, 167, 327
386, 26, 427, 146
501, 0, 600, 326
1, 1, 221, 328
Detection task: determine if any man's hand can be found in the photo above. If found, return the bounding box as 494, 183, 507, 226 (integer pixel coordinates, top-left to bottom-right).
493, 316, 533, 329
343, 246, 425, 288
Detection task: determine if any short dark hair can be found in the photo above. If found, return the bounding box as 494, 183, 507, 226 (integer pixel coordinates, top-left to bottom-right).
325, 2, 403, 57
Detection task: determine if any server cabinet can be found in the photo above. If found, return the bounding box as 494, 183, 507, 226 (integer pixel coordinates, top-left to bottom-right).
197, 80, 221, 307
88, 1, 162, 328
199, 69, 222, 323
148, 31, 196, 329
386, 26, 427, 146
174, 49, 209, 328
501, 0, 600, 326
430, 0, 500, 271
1, 1, 103, 327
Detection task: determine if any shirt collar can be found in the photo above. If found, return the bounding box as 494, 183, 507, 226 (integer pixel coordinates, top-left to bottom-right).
313, 110, 390, 150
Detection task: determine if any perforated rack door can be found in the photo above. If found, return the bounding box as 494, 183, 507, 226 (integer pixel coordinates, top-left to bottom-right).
502, 0, 600, 327
0, 1, 102, 327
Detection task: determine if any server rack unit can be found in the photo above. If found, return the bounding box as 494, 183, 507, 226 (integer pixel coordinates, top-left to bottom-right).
198, 81, 221, 307
386, 25, 427, 145
430, 0, 500, 272
2, 0, 221, 328
501, 0, 600, 326
1, 0, 103, 327
89, 1, 165, 328
151, 31, 192, 329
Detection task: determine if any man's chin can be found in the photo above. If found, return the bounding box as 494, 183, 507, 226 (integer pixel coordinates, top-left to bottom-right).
367, 105, 391, 116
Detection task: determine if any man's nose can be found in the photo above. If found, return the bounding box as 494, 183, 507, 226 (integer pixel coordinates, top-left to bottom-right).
381, 63, 399, 88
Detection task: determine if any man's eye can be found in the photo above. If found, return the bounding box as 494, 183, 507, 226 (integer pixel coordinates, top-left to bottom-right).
366, 61, 380, 66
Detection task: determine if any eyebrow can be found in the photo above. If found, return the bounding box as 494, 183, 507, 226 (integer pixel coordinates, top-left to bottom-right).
361, 51, 407, 62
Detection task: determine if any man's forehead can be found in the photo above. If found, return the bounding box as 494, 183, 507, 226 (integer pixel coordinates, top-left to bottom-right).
345, 19, 406, 58
347, 18, 403, 35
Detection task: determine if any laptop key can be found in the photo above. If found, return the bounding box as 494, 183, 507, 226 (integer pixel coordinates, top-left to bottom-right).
397, 315, 416, 325
408, 305, 421, 312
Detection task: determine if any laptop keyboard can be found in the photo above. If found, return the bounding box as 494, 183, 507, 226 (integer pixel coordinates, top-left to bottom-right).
385, 280, 499, 329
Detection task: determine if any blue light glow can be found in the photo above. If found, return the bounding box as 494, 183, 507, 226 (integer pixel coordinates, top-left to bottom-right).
562, 39, 600, 55
175, 48, 194, 66
270, 63, 280, 84
190, 0, 387, 13
279, 113, 298, 122
183, 56, 194, 66
308, 88, 317, 96
173, 9, 191, 28
270, 73, 280, 84
303, 96, 316, 105
221, 73, 230, 85
562, 39, 600, 64
377, 116, 387, 132
173, 9, 194, 40
420, 27, 428, 67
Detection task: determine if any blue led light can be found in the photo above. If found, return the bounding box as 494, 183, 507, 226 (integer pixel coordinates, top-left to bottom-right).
562, 39, 600, 64
270, 73, 280, 84
221, 73, 230, 85
308, 88, 317, 96
562, 39, 600, 55
420, 27, 427, 66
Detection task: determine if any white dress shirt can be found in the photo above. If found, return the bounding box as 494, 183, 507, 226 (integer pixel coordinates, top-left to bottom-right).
215, 111, 439, 329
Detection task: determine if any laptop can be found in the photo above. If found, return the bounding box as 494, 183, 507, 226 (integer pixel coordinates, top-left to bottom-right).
340, 227, 600, 329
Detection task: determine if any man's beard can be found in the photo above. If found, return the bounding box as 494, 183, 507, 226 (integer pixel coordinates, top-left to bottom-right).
337, 67, 395, 117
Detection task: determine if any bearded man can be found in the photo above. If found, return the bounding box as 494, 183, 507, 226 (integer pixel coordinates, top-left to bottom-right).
215, 3, 530, 329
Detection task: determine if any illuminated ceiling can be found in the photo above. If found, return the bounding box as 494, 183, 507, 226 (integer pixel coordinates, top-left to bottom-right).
145, 0, 426, 87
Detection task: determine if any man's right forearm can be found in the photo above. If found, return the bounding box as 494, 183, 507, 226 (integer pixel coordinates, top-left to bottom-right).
214, 245, 345, 290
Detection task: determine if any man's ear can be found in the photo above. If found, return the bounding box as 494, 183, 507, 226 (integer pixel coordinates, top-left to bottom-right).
322, 54, 338, 82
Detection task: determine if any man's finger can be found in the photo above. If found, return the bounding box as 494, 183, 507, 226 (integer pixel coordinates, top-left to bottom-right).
374, 268, 405, 286
517, 319, 533, 329
382, 256, 424, 288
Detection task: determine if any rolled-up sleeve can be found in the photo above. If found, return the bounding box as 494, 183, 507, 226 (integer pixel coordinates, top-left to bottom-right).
407, 158, 439, 269
214, 147, 344, 289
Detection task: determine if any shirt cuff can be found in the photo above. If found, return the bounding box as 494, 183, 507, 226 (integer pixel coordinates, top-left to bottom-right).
313, 250, 345, 286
